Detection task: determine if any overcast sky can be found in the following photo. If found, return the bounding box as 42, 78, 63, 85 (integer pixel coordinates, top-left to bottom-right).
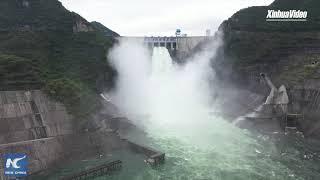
59, 0, 273, 36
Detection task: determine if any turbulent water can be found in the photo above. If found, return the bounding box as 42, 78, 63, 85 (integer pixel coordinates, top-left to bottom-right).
105, 41, 320, 180
41, 39, 320, 180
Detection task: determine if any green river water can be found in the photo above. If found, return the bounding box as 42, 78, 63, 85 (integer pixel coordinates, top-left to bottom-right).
39, 115, 320, 180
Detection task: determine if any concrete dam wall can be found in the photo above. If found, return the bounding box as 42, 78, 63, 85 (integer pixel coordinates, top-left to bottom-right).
0, 90, 74, 178
0, 90, 74, 144
0, 90, 127, 179
118, 36, 211, 59
176, 36, 209, 59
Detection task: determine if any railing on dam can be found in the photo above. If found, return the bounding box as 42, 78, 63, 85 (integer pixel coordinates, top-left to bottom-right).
61, 160, 122, 180
144, 36, 177, 42
119, 36, 210, 52
144, 36, 177, 50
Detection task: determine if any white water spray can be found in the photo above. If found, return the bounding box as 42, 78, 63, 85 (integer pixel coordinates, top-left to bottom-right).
109, 36, 220, 132
106, 35, 301, 179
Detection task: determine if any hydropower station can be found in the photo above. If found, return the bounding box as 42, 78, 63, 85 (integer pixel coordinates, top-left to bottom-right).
119, 35, 212, 60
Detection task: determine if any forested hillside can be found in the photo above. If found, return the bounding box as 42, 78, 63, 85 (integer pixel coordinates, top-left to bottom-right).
0, 0, 118, 124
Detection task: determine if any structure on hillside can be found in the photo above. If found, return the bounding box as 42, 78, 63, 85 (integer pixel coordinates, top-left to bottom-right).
260, 73, 289, 114
259, 73, 303, 132
235, 73, 304, 133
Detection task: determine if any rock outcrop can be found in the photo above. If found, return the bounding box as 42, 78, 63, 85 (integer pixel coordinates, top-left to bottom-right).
72, 13, 94, 33
91, 21, 120, 37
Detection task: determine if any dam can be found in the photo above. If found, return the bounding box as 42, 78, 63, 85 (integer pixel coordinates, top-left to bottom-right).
1, 0, 320, 179
119, 36, 212, 59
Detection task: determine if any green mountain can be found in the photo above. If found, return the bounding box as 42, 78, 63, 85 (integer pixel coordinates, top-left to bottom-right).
220, 0, 320, 32
0, 0, 118, 125
218, 0, 320, 137
219, 0, 320, 87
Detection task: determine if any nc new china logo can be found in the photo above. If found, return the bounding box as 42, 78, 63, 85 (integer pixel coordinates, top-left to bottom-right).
3, 153, 28, 177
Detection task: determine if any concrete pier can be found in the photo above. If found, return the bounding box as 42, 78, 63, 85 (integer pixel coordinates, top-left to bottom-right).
126, 140, 165, 166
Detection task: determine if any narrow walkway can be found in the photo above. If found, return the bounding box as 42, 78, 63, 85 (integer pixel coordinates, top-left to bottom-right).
0, 137, 54, 148
61, 160, 122, 180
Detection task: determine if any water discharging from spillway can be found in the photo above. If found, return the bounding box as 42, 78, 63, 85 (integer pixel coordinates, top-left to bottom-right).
31, 40, 320, 180
105, 39, 320, 180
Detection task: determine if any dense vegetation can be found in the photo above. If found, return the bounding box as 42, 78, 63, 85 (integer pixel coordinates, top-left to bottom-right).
0, 0, 73, 31
0, 0, 118, 127
218, 0, 320, 87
